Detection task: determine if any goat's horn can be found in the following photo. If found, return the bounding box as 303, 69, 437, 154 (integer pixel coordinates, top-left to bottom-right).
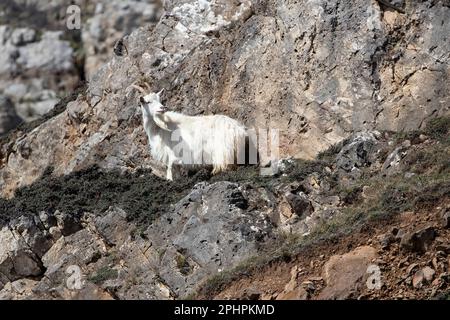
130, 84, 147, 95
143, 82, 152, 91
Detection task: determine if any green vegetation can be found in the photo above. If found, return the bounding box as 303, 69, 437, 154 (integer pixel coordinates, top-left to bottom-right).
425, 116, 450, 142
88, 266, 119, 285
0, 165, 207, 227
175, 254, 192, 276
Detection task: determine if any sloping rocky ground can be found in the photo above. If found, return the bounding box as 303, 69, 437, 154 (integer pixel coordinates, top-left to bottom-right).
0, 0, 449, 300
196, 117, 450, 300
0, 116, 448, 300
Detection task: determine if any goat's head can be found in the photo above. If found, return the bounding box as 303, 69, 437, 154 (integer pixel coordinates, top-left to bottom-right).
129, 82, 168, 116
140, 89, 167, 116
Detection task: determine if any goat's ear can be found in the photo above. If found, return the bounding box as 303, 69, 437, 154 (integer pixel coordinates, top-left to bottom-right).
157, 88, 165, 98
139, 96, 146, 104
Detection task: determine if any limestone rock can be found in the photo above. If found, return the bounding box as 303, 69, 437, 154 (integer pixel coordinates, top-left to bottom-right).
0, 226, 44, 288
335, 132, 380, 175
0, 279, 39, 300
318, 246, 378, 299
149, 181, 273, 297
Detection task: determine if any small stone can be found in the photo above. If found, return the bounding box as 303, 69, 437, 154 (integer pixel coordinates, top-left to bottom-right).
308, 276, 323, 282
260, 293, 274, 300
276, 287, 309, 300
435, 244, 450, 253
400, 226, 436, 253
422, 267, 435, 282
39, 211, 57, 229
431, 257, 439, 271
404, 172, 415, 179
374, 259, 385, 265
431, 278, 440, 287
402, 140, 411, 148
441, 210, 450, 229
377, 233, 395, 249
361, 185, 376, 199
419, 134, 428, 141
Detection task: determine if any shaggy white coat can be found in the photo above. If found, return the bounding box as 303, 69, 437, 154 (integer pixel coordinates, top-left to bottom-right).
140, 92, 247, 180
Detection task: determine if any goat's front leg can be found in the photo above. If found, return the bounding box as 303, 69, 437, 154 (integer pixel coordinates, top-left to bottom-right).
166, 168, 173, 181
166, 155, 182, 181
166, 160, 174, 181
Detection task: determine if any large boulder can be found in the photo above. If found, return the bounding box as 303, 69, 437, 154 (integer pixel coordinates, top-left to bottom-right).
318, 246, 378, 299
148, 181, 274, 297
0, 226, 45, 289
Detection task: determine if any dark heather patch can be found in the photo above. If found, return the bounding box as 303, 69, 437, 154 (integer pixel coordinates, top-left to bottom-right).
0, 159, 326, 229
0, 164, 263, 228
0, 165, 206, 228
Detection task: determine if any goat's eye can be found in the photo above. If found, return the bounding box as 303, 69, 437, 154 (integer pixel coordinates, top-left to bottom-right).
140, 97, 146, 104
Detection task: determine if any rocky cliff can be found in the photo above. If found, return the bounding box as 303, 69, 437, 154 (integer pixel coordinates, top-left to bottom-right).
0, 0, 163, 123
0, 0, 449, 300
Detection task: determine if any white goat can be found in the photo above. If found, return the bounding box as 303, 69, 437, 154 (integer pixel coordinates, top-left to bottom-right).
134, 87, 248, 181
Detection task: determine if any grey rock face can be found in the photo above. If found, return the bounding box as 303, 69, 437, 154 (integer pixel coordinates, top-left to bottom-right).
1, 0, 449, 196
335, 132, 381, 177
82, 0, 164, 77
0, 182, 275, 299
0, 25, 77, 122
0, 0, 163, 126
0, 223, 46, 288
148, 181, 274, 297
16, 31, 73, 72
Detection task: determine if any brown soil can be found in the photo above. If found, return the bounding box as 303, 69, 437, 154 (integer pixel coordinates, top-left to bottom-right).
207, 199, 450, 300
